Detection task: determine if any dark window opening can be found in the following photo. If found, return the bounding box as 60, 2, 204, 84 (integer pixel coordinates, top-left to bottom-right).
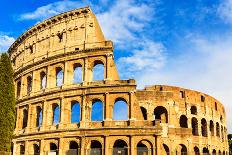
192, 117, 198, 136
201, 118, 208, 137
36, 106, 42, 127
27, 76, 32, 94
210, 120, 214, 136
180, 115, 188, 128
90, 140, 102, 155
113, 140, 128, 155
180, 91, 185, 98
153, 106, 168, 123
33, 144, 40, 155
17, 81, 21, 98
57, 33, 63, 42
191, 106, 197, 115
201, 95, 205, 102
22, 109, 28, 129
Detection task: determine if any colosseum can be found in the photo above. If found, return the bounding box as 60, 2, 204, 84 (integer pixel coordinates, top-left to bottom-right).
8, 6, 229, 155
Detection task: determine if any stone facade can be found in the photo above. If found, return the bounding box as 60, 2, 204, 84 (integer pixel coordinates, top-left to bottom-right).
8, 6, 229, 155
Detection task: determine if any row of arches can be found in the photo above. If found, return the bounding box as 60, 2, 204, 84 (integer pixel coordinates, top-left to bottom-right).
163, 144, 228, 155
22, 98, 129, 128
19, 139, 153, 155
16, 60, 105, 97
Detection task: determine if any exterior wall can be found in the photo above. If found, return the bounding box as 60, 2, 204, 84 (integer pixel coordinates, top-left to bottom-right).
9, 6, 229, 155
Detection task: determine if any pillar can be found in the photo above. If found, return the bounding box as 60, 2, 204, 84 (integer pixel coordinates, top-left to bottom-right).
130, 136, 135, 155
104, 136, 110, 155
80, 95, 86, 127
40, 101, 47, 131
40, 139, 45, 155
104, 92, 111, 121
129, 91, 136, 121
59, 97, 66, 129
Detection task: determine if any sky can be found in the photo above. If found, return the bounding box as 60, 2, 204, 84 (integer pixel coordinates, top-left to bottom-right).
1, 0, 232, 132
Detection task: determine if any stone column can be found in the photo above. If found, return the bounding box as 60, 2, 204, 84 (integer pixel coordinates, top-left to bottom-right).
105, 53, 112, 80
130, 136, 135, 155
83, 58, 90, 84
129, 91, 136, 126
40, 139, 45, 155
80, 137, 87, 155
104, 136, 109, 155
80, 95, 86, 128
40, 101, 48, 131
24, 141, 29, 155
58, 138, 64, 155
104, 92, 111, 121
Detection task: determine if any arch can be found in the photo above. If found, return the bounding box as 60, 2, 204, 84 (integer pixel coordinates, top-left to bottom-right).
36, 106, 42, 127
69, 141, 79, 149
91, 99, 104, 121
212, 149, 216, 155
71, 101, 81, 123
90, 140, 102, 155
216, 122, 220, 137
190, 106, 197, 115
153, 106, 168, 123
52, 104, 60, 125
27, 76, 32, 94
50, 143, 58, 153
220, 115, 223, 123
113, 139, 128, 155
194, 146, 200, 155
201, 118, 208, 137
20, 145, 25, 155
210, 120, 214, 136
40, 71, 46, 89
113, 98, 128, 120
73, 63, 82, 84
179, 144, 187, 155
223, 151, 226, 155
22, 109, 28, 128
137, 140, 152, 155
203, 147, 209, 154
33, 144, 40, 155
179, 115, 188, 128
140, 107, 147, 120
163, 144, 170, 155
219, 150, 222, 155
192, 117, 198, 135
17, 80, 21, 97
221, 125, 224, 140
56, 67, 63, 86
92, 60, 104, 81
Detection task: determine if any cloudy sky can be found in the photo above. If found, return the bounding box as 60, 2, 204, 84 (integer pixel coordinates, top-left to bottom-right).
1, 0, 232, 132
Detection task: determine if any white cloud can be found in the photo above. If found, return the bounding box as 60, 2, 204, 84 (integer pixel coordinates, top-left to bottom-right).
96, 0, 154, 46
218, 0, 232, 24
130, 34, 232, 133
0, 35, 15, 53
19, 0, 86, 21
118, 40, 166, 73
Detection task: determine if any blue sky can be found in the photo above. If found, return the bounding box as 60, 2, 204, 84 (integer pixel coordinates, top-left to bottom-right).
1, 0, 232, 132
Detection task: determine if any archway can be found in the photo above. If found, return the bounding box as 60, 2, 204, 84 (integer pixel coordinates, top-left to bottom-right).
140, 107, 147, 120
27, 76, 32, 94
137, 140, 152, 155
210, 120, 214, 136
56, 67, 63, 86
33, 144, 40, 155
216, 122, 220, 137
67, 141, 79, 155
192, 117, 198, 135
180, 115, 188, 128
92, 60, 104, 81
203, 147, 209, 155
36, 106, 42, 127
113, 140, 128, 155
201, 118, 207, 137
212, 149, 216, 155
71, 101, 81, 123
91, 99, 103, 121
194, 146, 200, 155
40, 71, 46, 89
90, 140, 102, 155
113, 98, 128, 120
52, 104, 60, 125
73, 63, 82, 84
20, 145, 25, 155
190, 106, 197, 115
153, 106, 168, 123
22, 109, 28, 128
50, 143, 58, 154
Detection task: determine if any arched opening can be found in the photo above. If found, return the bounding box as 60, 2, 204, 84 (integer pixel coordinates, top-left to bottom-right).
50, 143, 58, 153
113, 98, 128, 120
56, 67, 63, 86
53, 104, 60, 125
91, 99, 104, 121
93, 60, 104, 81
194, 146, 200, 155
163, 144, 170, 155
212, 149, 216, 155
223, 151, 226, 155
153, 106, 168, 123
27, 76, 32, 94
33, 144, 40, 155
210, 120, 214, 136
113, 140, 128, 155
71, 101, 81, 123
17, 80, 21, 98
20, 145, 25, 155
220, 115, 223, 123
180, 115, 188, 128
179, 144, 187, 155
90, 140, 102, 155
190, 106, 197, 115
203, 147, 209, 154
40, 71, 46, 89
216, 122, 220, 137
137, 140, 152, 155
36, 106, 42, 127
22, 109, 28, 129
201, 118, 208, 137
140, 107, 147, 120
219, 150, 222, 155
192, 117, 198, 135
73, 63, 82, 84
221, 125, 224, 140
67, 141, 79, 155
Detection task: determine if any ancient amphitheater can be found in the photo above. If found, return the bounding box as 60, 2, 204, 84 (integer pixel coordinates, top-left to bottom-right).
9, 6, 229, 155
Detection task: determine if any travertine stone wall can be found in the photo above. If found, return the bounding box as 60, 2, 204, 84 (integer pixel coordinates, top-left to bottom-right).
9, 6, 229, 155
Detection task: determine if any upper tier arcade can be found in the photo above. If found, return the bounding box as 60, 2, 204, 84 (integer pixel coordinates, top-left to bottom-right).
8, 6, 111, 73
